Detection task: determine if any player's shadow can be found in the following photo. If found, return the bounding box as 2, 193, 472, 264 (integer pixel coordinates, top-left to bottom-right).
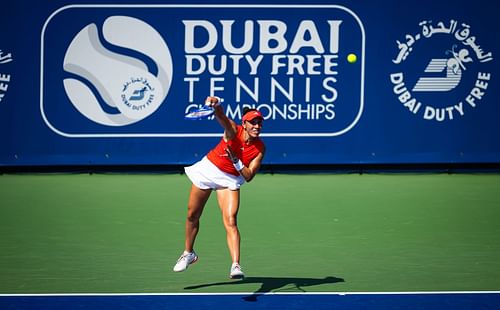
184, 276, 345, 302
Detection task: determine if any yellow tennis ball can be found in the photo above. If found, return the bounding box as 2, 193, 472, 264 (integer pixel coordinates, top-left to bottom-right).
347, 53, 357, 63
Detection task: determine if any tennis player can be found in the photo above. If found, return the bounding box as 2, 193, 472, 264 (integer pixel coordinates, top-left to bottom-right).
173, 96, 265, 279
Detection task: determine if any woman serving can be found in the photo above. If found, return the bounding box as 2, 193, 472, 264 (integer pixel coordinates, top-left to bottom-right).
173, 96, 265, 279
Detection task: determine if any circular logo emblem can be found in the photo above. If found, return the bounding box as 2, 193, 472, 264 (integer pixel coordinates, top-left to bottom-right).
389, 19, 493, 122
63, 16, 173, 126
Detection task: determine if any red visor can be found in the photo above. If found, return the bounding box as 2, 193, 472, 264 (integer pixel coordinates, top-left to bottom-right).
242, 110, 263, 123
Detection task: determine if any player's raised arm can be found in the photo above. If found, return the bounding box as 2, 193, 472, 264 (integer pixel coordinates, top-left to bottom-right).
205, 96, 237, 141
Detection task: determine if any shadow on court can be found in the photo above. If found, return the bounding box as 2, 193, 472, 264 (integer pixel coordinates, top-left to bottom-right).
184, 276, 345, 302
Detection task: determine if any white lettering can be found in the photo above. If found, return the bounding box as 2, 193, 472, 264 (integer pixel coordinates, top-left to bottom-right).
323, 55, 338, 75
290, 20, 324, 53
236, 77, 259, 102
0, 73, 10, 82
321, 77, 338, 102
423, 102, 465, 121
184, 77, 199, 103
186, 55, 264, 75
182, 19, 345, 123
327, 20, 342, 53
465, 72, 490, 108
246, 55, 264, 75
390, 72, 422, 114
210, 77, 225, 96
184, 19, 342, 54
0, 73, 11, 103
221, 20, 253, 54
287, 55, 305, 75
271, 55, 338, 75
390, 72, 403, 84
271, 77, 293, 102
185, 55, 205, 75
258, 20, 288, 54
206, 55, 226, 75
183, 20, 217, 53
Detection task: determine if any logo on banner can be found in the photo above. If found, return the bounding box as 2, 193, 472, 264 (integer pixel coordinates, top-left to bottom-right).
390, 19, 493, 121
41, 5, 364, 137
63, 16, 173, 126
0, 50, 13, 104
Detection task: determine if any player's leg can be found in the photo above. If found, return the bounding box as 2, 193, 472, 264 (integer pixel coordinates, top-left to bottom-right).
173, 184, 211, 272
185, 184, 212, 252
216, 188, 245, 278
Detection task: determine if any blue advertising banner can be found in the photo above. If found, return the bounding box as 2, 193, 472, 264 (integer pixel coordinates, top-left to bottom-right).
0, 0, 498, 166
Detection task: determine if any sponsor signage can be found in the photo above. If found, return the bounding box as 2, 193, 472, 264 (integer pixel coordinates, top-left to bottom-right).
1, 1, 498, 166
41, 4, 364, 138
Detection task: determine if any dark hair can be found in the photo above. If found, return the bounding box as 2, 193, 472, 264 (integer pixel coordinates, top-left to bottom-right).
243, 107, 258, 116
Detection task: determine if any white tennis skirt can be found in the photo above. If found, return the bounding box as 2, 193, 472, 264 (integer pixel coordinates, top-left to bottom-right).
184, 156, 245, 190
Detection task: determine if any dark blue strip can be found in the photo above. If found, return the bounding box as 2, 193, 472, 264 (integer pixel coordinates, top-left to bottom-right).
1, 293, 500, 310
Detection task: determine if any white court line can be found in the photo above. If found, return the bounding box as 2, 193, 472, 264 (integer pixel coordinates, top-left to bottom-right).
1, 291, 499, 297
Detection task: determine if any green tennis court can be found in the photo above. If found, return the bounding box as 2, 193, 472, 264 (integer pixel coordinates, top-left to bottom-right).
1, 173, 499, 294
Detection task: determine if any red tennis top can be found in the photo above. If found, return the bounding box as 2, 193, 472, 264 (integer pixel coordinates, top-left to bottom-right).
207, 125, 265, 176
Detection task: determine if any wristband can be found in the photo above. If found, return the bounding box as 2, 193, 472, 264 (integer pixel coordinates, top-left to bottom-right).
233, 159, 244, 171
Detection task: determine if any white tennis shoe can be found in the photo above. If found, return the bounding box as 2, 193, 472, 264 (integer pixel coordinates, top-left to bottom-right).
173, 251, 198, 272
229, 263, 245, 279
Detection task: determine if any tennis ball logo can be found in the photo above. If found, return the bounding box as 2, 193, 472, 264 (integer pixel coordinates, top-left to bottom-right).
63, 16, 173, 126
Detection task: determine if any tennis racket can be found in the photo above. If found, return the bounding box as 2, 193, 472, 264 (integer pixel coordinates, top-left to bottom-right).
184, 96, 221, 120
184, 105, 214, 120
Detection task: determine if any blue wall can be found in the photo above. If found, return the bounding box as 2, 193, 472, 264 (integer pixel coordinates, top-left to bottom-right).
1, 0, 498, 166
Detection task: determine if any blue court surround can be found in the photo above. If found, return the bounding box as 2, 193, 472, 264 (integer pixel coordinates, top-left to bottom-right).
1, 292, 499, 310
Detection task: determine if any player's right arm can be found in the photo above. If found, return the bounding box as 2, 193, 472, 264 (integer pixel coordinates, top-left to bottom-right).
206, 96, 237, 141
226, 144, 265, 182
